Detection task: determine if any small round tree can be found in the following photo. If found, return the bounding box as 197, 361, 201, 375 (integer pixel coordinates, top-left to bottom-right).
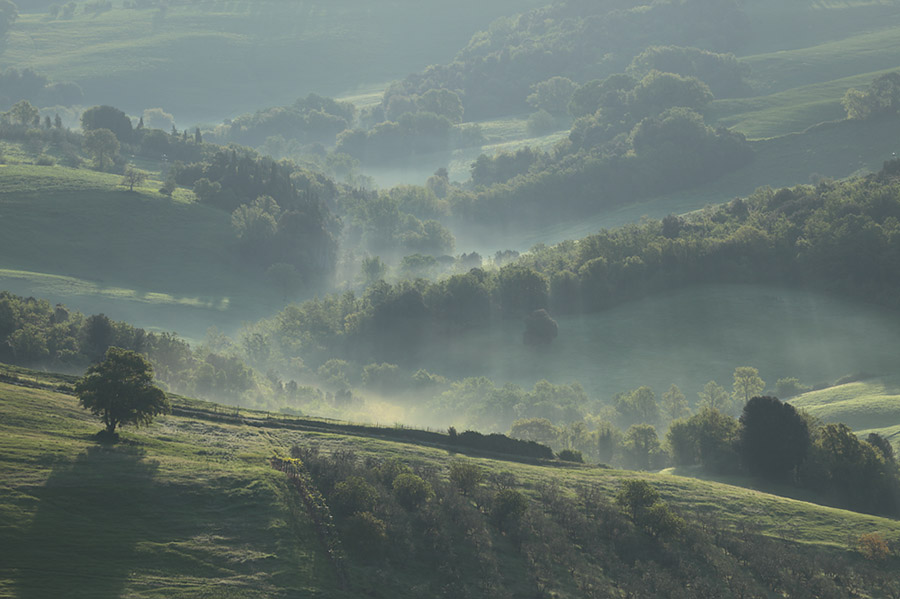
75, 347, 169, 439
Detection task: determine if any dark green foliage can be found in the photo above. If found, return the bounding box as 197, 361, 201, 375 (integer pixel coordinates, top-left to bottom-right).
740, 396, 810, 482
666, 408, 740, 472
82, 128, 119, 171
80, 105, 133, 143
335, 111, 464, 165
867, 433, 895, 462
0, 291, 257, 401
463, 106, 751, 227
557, 449, 583, 463
175, 150, 338, 279
220, 93, 356, 147
470, 147, 543, 187
615, 386, 659, 428
843, 72, 900, 120
490, 488, 527, 531
804, 424, 900, 515
623, 424, 664, 471
627, 45, 750, 98
497, 264, 549, 318
616, 479, 660, 520
616, 479, 683, 537
74, 347, 170, 436
342, 511, 387, 557
775, 377, 810, 399
448, 460, 483, 496
454, 429, 555, 460
391, 473, 433, 510
331, 476, 378, 518
388, 0, 748, 120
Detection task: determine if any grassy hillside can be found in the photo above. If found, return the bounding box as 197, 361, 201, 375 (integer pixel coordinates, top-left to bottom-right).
0, 0, 544, 123
0, 163, 283, 340
2, 370, 900, 597
0, 379, 338, 598
791, 376, 900, 440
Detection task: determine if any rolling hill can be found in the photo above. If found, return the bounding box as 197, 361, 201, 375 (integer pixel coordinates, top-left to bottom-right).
1, 367, 899, 597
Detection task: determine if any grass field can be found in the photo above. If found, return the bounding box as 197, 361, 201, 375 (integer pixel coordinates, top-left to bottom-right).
412, 283, 900, 405
791, 377, 900, 442
0, 164, 285, 340
2, 371, 900, 597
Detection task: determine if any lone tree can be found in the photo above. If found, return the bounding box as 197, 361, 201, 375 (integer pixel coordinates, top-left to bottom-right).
120, 165, 148, 191
75, 347, 169, 438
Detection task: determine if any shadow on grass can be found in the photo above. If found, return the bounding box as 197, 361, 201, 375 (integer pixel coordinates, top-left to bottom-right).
14, 443, 160, 599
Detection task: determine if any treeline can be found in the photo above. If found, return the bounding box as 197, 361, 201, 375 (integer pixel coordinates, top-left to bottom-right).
668, 396, 900, 516
454, 105, 751, 226
0, 291, 261, 401
210, 93, 357, 148
0, 67, 83, 111
283, 444, 900, 598
240, 163, 900, 380
383, 0, 748, 121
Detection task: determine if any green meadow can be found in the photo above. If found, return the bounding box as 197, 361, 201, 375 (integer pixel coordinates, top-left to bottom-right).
791, 377, 900, 440
2, 371, 899, 597
0, 164, 283, 340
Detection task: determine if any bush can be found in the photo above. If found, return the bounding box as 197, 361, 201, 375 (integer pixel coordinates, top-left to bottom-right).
857, 532, 891, 561
342, 511, 387, 557
331, 476, 378, 518
557, 449, 584, 463
392, 472, 433, 510
775, 377, 809, 398
491, 489, 528, 531
35, 154, 55, 166
449, 461, 484, 496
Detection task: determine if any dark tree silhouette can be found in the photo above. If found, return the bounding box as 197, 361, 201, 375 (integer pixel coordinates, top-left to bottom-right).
75, 347, 169, 438
739, 396, 809, 482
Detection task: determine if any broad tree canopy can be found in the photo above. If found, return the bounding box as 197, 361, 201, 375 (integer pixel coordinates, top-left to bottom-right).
75, 347, 170, 437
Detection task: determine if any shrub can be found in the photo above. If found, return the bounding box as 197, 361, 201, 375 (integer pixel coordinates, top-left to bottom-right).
392, 473, 433, 510
491, 489, 528, 531
557, 449, 584, 463
857, 532, 891, 561
331, 476, 378, 517
343, 511, 387, 557
449, 461, 484, 496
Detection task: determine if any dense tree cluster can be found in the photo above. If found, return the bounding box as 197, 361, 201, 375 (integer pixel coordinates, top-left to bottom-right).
335, 111, 482, 165
626, 45, 750, 98
215, 93, 357, 148
172, 149, 339, 278
843, 72, 900, 120
0, 67, 83, 110
0, 291, 258, 401
384, 0, 748, 121
459, 102, 750, 226
667, 396, 900, 515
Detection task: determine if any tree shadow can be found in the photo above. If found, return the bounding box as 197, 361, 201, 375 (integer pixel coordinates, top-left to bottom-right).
14, 444, 160, 599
